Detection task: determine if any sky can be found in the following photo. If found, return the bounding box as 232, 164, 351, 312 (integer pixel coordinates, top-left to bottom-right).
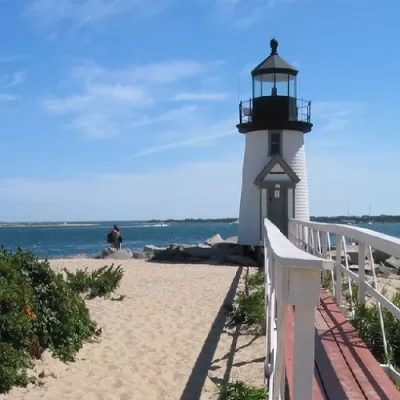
0, 0, 399, 221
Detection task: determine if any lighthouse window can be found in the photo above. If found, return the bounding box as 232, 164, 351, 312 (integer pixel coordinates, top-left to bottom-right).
270, 132, 281, 155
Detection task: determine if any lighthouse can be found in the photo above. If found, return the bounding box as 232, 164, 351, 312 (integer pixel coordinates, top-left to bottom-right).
237, 38, 312, 246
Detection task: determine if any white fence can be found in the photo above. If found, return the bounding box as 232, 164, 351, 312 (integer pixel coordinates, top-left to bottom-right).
263, 219, 333, 399
289, 218, 400, 384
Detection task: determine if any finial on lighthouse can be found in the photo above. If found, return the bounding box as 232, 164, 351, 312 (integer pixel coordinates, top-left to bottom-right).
270, 37, 278, 55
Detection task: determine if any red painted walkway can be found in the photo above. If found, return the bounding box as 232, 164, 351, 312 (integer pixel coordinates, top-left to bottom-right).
285, 289, 399, 399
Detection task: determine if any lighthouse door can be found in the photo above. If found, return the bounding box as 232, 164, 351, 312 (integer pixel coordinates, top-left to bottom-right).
267, 187, 288, 236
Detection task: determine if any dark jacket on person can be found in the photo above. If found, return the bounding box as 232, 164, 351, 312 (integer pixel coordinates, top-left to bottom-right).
108, 229, 122, 249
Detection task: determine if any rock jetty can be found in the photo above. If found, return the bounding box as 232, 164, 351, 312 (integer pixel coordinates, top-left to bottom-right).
329, 245, 400, 277
95, 234, 259, 267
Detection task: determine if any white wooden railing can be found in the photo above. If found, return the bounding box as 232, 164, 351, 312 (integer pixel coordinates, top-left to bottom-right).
263, 219, 334, 400
289, 218, 400, 384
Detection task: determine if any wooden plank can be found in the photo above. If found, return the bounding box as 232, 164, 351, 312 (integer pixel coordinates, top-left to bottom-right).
285, 305, 325, 399
319, 289, 399, 400
315, 304, 365, 399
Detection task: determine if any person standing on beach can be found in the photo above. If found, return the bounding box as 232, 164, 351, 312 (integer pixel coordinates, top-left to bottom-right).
107, 224, 123, 249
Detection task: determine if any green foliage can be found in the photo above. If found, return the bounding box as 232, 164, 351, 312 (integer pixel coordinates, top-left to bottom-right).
230, 271, 265, 327
64, 264, 124, 299
352, 288, 400, 367
0, 248, 101, 394
0, 343, 35, 393
216, 380, 268, 400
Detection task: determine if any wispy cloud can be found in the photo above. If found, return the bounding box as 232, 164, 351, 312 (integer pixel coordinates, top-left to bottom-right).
43, 59, 224, 139
0, 71, 26, 88
312, 101, 366, 131
0, 54, 30, 63
173, 92, 229, 101
25, 0, 176, 30
131, 119, 237, 157
212, 0, 275, 29
0, 93, 18, 102
131, 105, 199, 127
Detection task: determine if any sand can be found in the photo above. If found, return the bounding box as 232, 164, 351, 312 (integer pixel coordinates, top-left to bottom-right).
1, 260, 264, 400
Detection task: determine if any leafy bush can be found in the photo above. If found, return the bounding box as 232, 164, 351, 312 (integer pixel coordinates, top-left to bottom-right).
0, 248, 98, 394
64, 264, 124, 299
216, 380, 268, 400
332, 279, 400, 372
352, 288, 400, 368
230, 271, 265, 327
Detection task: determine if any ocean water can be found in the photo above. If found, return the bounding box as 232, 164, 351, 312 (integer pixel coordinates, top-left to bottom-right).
0, 221, 399, 259
0, 221, 238, 259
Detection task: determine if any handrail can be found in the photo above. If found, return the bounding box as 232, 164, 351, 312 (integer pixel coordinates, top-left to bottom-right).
265, 220, 332, 270
290, 219, 400, 258
263, 219, 333, 399
289, 218, 400, 385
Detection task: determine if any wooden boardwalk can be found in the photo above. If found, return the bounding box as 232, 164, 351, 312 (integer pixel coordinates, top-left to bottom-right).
285, 289, 399, 399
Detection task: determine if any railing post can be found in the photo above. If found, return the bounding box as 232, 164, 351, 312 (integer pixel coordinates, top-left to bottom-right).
358, 242, 366, 304
335, 235, 343, 307
264, 232, 271, 382
289, 267, 322, 400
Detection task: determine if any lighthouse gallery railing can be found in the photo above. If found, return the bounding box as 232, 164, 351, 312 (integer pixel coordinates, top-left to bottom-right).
263, 219, 333, 399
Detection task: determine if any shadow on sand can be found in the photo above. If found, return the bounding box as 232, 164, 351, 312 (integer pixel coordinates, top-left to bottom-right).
178, 265, 264, 400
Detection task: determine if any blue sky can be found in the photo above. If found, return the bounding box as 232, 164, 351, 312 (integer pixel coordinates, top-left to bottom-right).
0, 0, 399, 221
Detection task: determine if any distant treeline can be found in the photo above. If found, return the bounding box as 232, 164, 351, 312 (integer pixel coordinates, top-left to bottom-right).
311, 215, 400, 224
147, 215, 400, 224
146, 218, 238, 224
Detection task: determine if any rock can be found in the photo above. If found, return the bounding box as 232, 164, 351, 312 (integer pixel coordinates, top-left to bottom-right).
384, 256, 400, 273
104, 248, 133, 260
205, 234, 224, 246
132, 251, 151, 260
143, 245, 167, 254
225, 236, 238, 244
181, 246, 215, 259
95, 246, 119, 259
225, 254, 258, 267
213, 242, 244, 257
372, 249, 391, 264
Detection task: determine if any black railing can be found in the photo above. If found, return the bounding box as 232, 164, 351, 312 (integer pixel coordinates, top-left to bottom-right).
238, 97, 311, 125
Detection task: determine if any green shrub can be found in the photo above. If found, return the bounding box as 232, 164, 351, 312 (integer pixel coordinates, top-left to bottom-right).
352, 290, 400, 367
216, 380, 268, 400
0, 343, 34, 394
230, 271, 265, 327
64, 264, 124, 299
0, 248, 98, 394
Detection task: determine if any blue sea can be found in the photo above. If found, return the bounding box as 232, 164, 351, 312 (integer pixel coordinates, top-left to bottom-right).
0, 221, 399, 259
0, 221, 238, 259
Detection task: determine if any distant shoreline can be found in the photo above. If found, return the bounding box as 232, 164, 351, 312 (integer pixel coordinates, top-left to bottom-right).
0, 223, 99, 228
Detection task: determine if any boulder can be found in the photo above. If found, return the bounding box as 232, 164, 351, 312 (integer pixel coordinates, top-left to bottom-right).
225, 236, 238, 244
143, 245, 167, 254
213, 242, 244, 257
95, 246, 119, 259
181, 246, 215, 259
372, 249, 391, 264
132, 251, 151, 260
384, 256, 400, 273
104, 248, 133, 260
205, 234, 224, 246
225, 254, 258, 267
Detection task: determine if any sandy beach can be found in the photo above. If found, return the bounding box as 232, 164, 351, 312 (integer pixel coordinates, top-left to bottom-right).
1, 259, 264, 400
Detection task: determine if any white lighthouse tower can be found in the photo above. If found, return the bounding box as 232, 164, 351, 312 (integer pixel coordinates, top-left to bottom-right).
237, 38, 312, 246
